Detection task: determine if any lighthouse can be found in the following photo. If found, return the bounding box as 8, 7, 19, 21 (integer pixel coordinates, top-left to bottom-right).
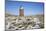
19, 6, 24, 16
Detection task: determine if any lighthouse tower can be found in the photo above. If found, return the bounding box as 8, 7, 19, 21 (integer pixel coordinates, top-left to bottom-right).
19, 6, 24, 16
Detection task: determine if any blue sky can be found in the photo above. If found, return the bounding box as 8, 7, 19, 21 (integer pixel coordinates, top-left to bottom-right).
5, 0, 44, 16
